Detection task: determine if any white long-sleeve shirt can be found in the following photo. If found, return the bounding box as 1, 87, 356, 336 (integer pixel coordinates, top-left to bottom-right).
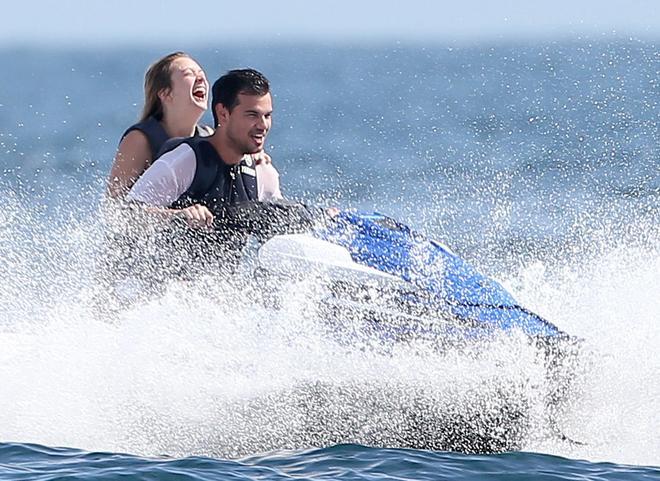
127, 143, 283, 206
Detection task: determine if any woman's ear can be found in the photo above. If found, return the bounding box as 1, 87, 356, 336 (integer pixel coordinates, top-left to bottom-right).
158, 88, 172, 103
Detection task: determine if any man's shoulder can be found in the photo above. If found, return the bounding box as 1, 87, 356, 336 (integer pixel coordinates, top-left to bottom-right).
157, 134, 211, 158
186, 137, 224, 164
153, 142, 197, 169
158, 137, 223, 174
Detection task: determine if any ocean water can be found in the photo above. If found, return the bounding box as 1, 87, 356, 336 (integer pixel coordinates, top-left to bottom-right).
0, 39, 658, 479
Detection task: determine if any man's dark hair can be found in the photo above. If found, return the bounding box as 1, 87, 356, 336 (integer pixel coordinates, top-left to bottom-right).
211, 68, 270, 126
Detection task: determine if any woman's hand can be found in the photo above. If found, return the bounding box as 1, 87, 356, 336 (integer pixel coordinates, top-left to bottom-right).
252, 151, 272, 165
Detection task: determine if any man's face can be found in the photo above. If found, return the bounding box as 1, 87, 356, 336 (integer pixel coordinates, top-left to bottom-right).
222, 92, 273, 154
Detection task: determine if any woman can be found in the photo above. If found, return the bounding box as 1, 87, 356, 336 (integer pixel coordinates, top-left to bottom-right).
107, 51, 212, 199
98, 52, 213, 312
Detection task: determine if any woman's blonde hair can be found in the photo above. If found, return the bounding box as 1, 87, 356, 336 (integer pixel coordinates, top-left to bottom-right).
140, 51, 190, 122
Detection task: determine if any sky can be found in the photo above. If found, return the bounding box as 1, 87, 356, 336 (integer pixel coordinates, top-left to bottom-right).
2, 0, 659, 47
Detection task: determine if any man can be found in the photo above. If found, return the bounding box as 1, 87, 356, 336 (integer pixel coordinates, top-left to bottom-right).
123, 68, 283, 279
127, 68, 282, 227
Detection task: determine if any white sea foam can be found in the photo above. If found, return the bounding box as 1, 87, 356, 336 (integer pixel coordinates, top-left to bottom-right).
510, 219, 660, 465
0, 197, 657, 465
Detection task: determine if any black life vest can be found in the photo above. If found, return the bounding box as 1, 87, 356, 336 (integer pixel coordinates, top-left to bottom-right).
171, 137, 258, 215
122, 116, 213, 161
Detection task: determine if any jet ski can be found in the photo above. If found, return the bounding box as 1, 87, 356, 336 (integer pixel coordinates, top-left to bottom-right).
226, 201, 583, 449
105, 200, 578, 359
223, 202, 574, 347
100, 200, 582, 451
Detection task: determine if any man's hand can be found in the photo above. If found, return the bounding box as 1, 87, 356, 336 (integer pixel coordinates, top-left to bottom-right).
177, 204, 214, 229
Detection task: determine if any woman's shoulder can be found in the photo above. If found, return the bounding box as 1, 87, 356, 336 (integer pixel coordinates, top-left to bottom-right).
121, 116, 161, 139
195, 124, 214, 137
121, 116, 168, 159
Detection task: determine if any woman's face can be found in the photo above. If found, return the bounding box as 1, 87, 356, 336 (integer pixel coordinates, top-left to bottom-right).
162, 56, 209, 115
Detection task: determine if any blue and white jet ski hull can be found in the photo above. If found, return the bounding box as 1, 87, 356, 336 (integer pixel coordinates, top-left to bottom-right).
258, 210, 570, 346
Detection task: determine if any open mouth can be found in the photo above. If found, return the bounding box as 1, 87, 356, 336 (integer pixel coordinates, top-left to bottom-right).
192, 85, 207, 102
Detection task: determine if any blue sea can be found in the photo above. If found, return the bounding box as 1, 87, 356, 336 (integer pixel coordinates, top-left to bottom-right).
0, 39, 658, 479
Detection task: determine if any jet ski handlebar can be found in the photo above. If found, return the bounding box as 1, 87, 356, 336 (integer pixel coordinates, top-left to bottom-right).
210, 200, 328, 241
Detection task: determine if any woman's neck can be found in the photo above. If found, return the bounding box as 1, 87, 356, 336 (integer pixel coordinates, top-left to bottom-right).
160, 110, 201, 138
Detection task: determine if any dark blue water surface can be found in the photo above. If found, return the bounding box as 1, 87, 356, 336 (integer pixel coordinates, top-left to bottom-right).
1, 442, 658, 481
0, 38, 658, 480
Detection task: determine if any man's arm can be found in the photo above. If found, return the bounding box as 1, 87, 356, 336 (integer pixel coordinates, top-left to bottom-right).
127, 144, 215, 228
127, 143, 196, 206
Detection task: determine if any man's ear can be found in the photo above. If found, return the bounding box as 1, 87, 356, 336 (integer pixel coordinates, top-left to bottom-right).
215, 103, 230, 126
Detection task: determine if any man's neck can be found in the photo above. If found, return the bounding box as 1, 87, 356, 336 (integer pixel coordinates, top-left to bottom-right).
209, 132, 243, 165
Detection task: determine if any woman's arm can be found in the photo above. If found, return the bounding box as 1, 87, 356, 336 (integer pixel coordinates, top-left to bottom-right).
106, 130, 152, 199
